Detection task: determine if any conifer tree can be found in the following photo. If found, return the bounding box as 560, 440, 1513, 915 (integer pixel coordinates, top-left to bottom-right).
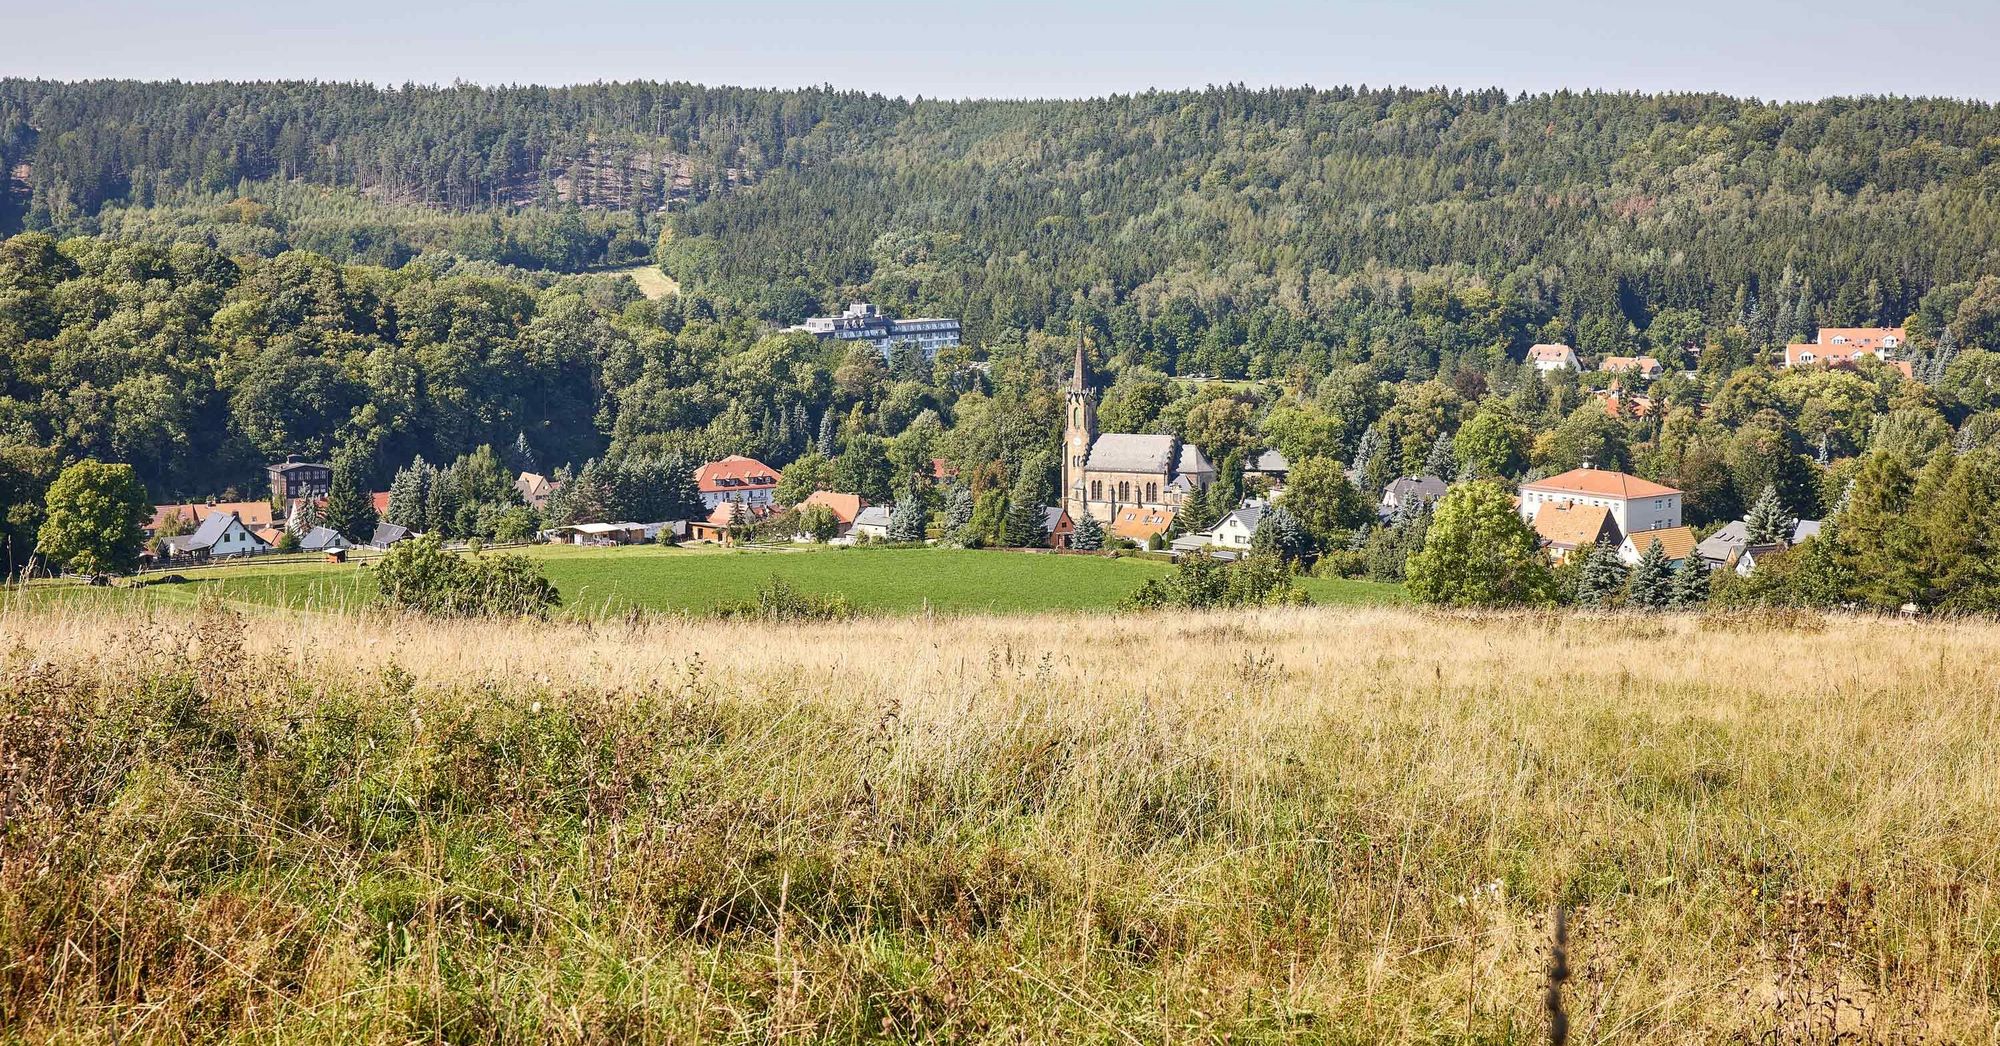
385, 457, 431, 531
1070, 509, 1105, 551
1743, 484, 1797, 546
1627, 538, 1675, 609
322, 449, 377, 541
1670, 553, 1710, 608
1003, 455, 1054, 548
1423, 431, 1456, 479
816, 411, 838, 458
942, 486, 974, 534
1571, 540, 1629, 607
887, 495, 927, 543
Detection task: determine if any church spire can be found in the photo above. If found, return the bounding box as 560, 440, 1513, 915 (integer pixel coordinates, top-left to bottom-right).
1070, 323, 1087, 393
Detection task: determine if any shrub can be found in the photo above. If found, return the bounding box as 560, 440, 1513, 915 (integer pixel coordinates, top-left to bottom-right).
1122, 553, 1311, 610
716, 576, 854, 621
373, 535, 560, 617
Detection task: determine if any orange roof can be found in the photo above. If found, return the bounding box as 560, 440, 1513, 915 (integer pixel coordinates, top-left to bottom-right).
1528, 343, 1576, 361
694, 455, 778, 494
1599, 356, 1661, 373
1624, 525, 1697, 561
1598, 391, 1654, 419
1110, 506, 1175, 542
1816, 327, 1904, 350
150, 500, 279, 532
371, 491, 391, 514
799, 490, 865, 524
1521, 468, 1680, 500
1532, 503, 1616, 550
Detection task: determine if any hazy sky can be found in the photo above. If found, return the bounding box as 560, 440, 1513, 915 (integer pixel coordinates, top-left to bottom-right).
5, 0, 1997, 102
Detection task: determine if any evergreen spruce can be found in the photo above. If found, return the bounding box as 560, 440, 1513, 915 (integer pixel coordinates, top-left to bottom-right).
321, 450, 377, 541
942, 486, 974, 533
1002, 456, 1055, 548
816, 411, 838, 458
385, 457, 431, 531
1070, 510, 1105, 551
886, 495, 927, 543
1626, 538, 1676, 610
1572, 540, 1629, 607
1670, 553, 1711, 609
1743, 484, 1797, 546
1422, 431, 1456, 479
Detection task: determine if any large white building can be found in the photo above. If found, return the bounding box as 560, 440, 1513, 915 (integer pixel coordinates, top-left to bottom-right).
786, 303, 961, 359
1518, 466, 1683, 539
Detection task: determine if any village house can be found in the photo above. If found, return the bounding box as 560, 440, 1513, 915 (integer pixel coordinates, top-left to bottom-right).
1171, 504, 1264, 560
1695, 518, 1822, 572
1245, 449, 1290, 486
298, 526, 352, 553
1061, 340, 1215, 522
267, 456, 333, 501
515, 471, 555, 510
163, 511, 267, 561
1529, 502, 1619, 563
1783, 326, 1905, 368
1617, 525, 1698, 567
794, 491, 866, 542
150, 499, 280, 537
1040, 506, 1075, 549
850, 505, 893, 541
695, 455, 780, 511
1528, 343, 1582, 372
1599, 355, 1663, 379
1517, 466, 1682, 539
549, 521, 649, 545
1110, 505, 1175, 545
368, 522, 414, 549
1380, 475, 1448, 517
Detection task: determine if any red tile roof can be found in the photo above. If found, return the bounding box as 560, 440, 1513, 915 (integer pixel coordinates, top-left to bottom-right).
694, 455, 778, 494
1816, 327, 1904, 351
1521, 468, 1680, 500
151, 500, 279, 532
371, 491, 391, 514
799, 490, 865, 525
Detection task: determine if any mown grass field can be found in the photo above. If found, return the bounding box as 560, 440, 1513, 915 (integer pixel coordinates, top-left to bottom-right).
16, 545, 1404, 617
2, 601, 1996, 1042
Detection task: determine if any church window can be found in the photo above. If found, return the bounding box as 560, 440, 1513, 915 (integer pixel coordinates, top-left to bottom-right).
1146, 482, 1158, 502
1118, 481, 1131, 502
1091, 480, 1102, 500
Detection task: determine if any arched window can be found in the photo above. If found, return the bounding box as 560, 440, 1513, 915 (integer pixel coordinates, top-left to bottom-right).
1118, 481, 1130, 502
1090, 480, 1102, 500
1146, 482, 1158, 502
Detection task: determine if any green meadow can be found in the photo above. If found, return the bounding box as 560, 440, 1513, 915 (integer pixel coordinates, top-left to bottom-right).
18, 545, 1403, 617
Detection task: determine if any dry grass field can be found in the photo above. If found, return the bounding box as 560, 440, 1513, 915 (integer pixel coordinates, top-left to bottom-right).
3, 600, 1998, 1043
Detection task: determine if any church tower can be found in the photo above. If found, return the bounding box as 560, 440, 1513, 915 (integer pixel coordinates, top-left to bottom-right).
1062, 330, 1097, 518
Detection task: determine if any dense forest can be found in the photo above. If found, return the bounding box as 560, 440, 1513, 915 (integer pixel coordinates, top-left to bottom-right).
2, 79, 1999, 606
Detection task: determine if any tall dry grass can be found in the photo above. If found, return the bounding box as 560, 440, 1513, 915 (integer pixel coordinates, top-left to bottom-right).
2, 599, 1997, 1043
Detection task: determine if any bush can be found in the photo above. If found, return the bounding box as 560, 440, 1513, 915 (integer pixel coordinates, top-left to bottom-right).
716, 576, 855, 621
1122, 553, 1311, 611
374, 535, 560, 617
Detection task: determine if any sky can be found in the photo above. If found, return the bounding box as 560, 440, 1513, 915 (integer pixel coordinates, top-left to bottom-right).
5, 0, 1998, 102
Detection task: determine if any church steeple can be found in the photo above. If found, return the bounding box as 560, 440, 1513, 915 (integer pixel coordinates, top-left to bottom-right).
1062, 323, 1098, 519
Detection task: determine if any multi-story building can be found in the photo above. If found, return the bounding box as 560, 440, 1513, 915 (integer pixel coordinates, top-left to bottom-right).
267, 456, 332, 501
1783, 327, 1906, 368
786, 303, 961, 359
694, 455, 780, 511
1517, 465, 1683, 540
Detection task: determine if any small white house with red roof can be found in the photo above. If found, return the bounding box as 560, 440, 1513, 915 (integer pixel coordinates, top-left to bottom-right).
1517, 465, 1682, 540
694, 455, 780, 511
1528, 343, 1581, 373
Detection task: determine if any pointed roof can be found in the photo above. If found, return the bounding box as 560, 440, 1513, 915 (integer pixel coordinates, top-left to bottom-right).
1070, 330, 1088, 393
1623, 525, 1698, 562
1532, 503, 1617, 550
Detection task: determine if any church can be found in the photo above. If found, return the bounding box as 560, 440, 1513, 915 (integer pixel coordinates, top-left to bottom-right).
1062, 339, 1217, 522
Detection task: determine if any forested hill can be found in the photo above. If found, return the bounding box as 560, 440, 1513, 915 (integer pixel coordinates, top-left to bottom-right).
4, 80, 1999, 350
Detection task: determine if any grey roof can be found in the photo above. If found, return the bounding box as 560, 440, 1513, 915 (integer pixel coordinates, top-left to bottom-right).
1249, 449, 1289, 473
1223, 504, 1266, 531
186, 511, 238, 549
300, 526, 349, 551
1792, 519, 1823, 542
162, 534, 202, 554
854, 506, 893, 528
369, 522, 412, 547
1086, 433, 1179, 474
1040, 506, 1066, 533
1176, 443, 1217, 476
1385, 475, 1449, 500
267, 460, 327, 474
1695, 521, 1747, 563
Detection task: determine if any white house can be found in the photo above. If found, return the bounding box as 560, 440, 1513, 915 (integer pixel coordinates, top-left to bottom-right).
851, 505, 893, 541
694, 455, 780, 511
1517, 466, 1682, 540
1380, 475, 1448, 517
1616, 525, 1697, 567
1528, 343, 1582, 372
1170, 504, 1264, 558
165, 511, 267, 560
